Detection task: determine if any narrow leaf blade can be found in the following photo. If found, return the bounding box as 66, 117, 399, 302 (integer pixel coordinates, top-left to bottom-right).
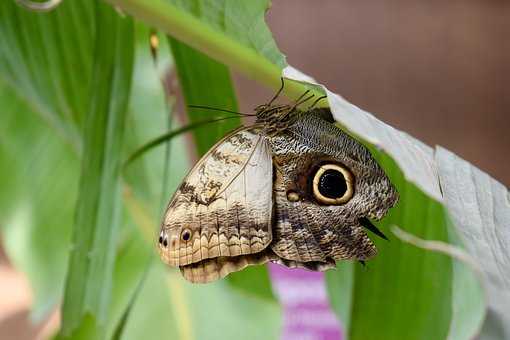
168, 37, 240, 155
59, 3, 134, 337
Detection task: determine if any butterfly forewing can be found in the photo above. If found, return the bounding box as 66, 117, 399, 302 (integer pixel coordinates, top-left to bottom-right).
158, 126, 273, 275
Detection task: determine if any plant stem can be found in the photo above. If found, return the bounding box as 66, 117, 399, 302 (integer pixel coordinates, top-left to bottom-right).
105, 0, 315, 100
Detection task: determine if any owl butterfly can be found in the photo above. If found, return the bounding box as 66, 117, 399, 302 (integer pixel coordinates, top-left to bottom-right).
158, 83, 399, 283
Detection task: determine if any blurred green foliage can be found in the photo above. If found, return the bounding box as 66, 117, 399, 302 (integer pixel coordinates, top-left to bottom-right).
0, 0, 281, 339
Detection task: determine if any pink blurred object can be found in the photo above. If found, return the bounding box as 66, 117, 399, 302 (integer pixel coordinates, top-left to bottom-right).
269, 263, 342, 340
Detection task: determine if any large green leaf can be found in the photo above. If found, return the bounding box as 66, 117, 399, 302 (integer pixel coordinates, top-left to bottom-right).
118, 261, 281, 340
0, 0, 95, 145
104, 0, 305, 97
326, 151, 453, 340
58, 2, 134, 337
0, 81, 77, 321
437, 147, 510, 339
105, 30, 189, 338
119, 262, 180, 340
0, 0, 147, 331
168, 37, 240, 155
0, 0, 95, 324
169, 0, 285, 68
107, 228, 154, 340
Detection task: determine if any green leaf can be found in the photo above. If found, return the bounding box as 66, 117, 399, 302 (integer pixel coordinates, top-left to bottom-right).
120, 264, 281, 340
59, 2, 134, 337
437, 147, 510, 339
0, 0, 95, 145
107, 230, 153, 340
170, 0, 285, 68
105, 27, 192, 338
0, 80, 77, 321
168, 37, 240, 155
325, 262, 354, 331
326, 151, 453, 340
177, 276, 281, 340
119, 264, 180, 340
104, 0, 315, 99
121, 27, 187, 212
0, 0, 97, 323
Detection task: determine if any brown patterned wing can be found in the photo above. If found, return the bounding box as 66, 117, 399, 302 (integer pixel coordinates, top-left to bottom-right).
269, 167, 376, 272
158, 126, 274, 283
265, 109, 395, 269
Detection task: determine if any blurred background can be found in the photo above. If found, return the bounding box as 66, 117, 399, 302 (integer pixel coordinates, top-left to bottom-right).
1, 0, 509, 338
237, 0, 510, 186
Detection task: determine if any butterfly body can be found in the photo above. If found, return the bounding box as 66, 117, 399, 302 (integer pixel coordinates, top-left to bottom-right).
159, 105, 398, 283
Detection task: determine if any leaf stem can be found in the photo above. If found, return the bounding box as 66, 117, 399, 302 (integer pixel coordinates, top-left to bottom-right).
104, 0, 313, 100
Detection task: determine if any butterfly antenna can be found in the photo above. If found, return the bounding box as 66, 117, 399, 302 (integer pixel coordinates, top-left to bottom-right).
293, 89, 311, 105
288, 91, 314, 113
279, 91, 314, 121
188, 105, 255, 117
308, 95, 328, 110
267, 77, 285, 106
296, 94, 315, 107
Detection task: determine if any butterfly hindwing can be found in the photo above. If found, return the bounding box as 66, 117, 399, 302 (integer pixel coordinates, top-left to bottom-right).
267, 111, 385, 266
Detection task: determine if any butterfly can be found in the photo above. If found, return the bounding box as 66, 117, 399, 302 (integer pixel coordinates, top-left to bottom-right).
158, 82, 398, 283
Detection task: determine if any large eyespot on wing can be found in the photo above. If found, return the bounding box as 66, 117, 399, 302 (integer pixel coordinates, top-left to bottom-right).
158, 126, 274, 274
271, 170, 377, 265
312, 163, 354, 205
269, 157, 377, 266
